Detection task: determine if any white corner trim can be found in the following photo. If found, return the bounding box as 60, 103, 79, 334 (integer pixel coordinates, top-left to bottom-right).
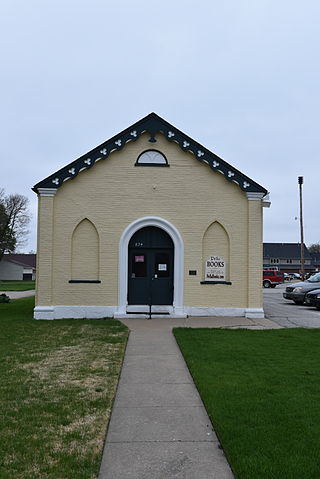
34, 306, 55, 320
38, 188, 58, 197
117, 216, 184, 317
246, 192, 271, 208
245, 308, 265, 319
246, 192, 265, 201
33, 305, 116, 320
262, 193, 271, 208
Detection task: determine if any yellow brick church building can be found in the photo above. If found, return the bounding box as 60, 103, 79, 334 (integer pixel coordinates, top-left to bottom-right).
33, 113, 270, 320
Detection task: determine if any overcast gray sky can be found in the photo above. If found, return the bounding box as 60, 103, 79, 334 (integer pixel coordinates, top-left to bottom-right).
1, 0, 319, 252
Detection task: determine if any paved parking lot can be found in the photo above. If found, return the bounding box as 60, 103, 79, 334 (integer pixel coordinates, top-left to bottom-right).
264, 283, 320, 328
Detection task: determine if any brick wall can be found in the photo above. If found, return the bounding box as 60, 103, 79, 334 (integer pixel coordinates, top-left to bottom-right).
36, 132, 263, 310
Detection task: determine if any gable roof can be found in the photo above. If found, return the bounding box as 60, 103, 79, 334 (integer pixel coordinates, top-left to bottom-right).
263, 243, 312, 259
2, 254, 36, 268
33, 113, 268, 195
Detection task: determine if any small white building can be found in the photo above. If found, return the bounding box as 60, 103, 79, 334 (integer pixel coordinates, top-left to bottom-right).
0, 254, 36, 281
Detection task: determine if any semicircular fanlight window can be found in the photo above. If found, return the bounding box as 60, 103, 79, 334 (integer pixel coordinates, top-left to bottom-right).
136, 150, 168, 166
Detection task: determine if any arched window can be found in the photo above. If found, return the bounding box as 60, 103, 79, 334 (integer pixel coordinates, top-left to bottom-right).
202, 221, 231, 283
135, 150, 169, 167
70, 219, 100, 282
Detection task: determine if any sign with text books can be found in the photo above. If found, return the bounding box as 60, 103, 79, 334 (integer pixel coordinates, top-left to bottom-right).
205, 255, 226, 281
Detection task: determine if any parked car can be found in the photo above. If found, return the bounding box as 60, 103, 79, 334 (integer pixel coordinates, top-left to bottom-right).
305, 271, 318, 280
263, 270, 283, 288
283, 273, 300, 281
283, 272, 320, 305
285, 272, 301, 280
305, 289, 320, 310
291, 273, 301, 279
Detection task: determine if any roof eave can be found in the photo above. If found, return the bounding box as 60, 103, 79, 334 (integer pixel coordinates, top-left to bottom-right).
33, 112, 268, 195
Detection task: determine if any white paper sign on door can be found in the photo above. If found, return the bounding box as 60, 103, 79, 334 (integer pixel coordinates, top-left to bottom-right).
158, 264, 167, 271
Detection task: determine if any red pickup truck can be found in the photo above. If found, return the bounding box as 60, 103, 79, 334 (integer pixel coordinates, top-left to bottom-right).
263, 270, 283, 288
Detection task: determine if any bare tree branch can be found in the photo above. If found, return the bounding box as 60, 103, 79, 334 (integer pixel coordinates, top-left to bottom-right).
0, 190, 30, 261
308, 242, 320, 254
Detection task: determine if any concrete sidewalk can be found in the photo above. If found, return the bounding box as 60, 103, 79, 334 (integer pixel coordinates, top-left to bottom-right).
0, 290, 35, 299
98, 315, 280, 479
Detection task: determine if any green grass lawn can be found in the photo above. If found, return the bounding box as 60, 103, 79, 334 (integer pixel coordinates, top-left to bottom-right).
0, 280, 35, 291
0, 297, 128, 479
174, 328, 320, 479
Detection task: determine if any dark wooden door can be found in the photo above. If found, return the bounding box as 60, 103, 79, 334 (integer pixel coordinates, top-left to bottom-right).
128, 227, 174, 305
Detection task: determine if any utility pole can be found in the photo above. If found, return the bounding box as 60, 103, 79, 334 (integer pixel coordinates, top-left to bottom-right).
298, 176, 305, 280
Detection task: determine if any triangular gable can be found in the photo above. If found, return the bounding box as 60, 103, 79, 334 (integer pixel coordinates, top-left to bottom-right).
33, 113, 267, 195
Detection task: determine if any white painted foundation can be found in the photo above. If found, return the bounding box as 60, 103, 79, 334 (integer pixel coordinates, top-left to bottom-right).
34, 305, 264, 320
34, 305, 116, 320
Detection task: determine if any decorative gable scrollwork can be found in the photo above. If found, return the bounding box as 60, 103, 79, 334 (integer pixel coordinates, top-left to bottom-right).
33, 113, 267, 196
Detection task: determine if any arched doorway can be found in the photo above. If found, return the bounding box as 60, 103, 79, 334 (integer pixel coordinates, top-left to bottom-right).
115, 216, 185, 318
128, 226, 174, 306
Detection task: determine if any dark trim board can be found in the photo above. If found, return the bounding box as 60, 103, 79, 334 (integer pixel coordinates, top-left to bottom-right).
134, 163, 170, 167
200, 281, 232, 285
68, 280, 101, 283
33, 113, 268, 195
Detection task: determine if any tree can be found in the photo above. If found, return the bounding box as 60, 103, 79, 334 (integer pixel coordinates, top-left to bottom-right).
0, 189, 30, 261
308, 242, 320, 254
0, 204, 16, 255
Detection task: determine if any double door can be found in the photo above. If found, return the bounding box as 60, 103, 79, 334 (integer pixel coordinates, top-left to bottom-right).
128, 248, 174, 306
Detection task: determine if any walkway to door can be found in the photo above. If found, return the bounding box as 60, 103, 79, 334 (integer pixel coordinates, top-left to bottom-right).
98, 315, 279, 479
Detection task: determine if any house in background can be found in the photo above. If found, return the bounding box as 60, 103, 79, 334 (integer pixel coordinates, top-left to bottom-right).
263, 243, 315, 274
0, 254, 36, 281
33, 113, 270, 320
310, 252, 320, 272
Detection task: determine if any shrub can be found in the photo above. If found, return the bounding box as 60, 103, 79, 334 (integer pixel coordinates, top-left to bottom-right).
0, 293, 10, 303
